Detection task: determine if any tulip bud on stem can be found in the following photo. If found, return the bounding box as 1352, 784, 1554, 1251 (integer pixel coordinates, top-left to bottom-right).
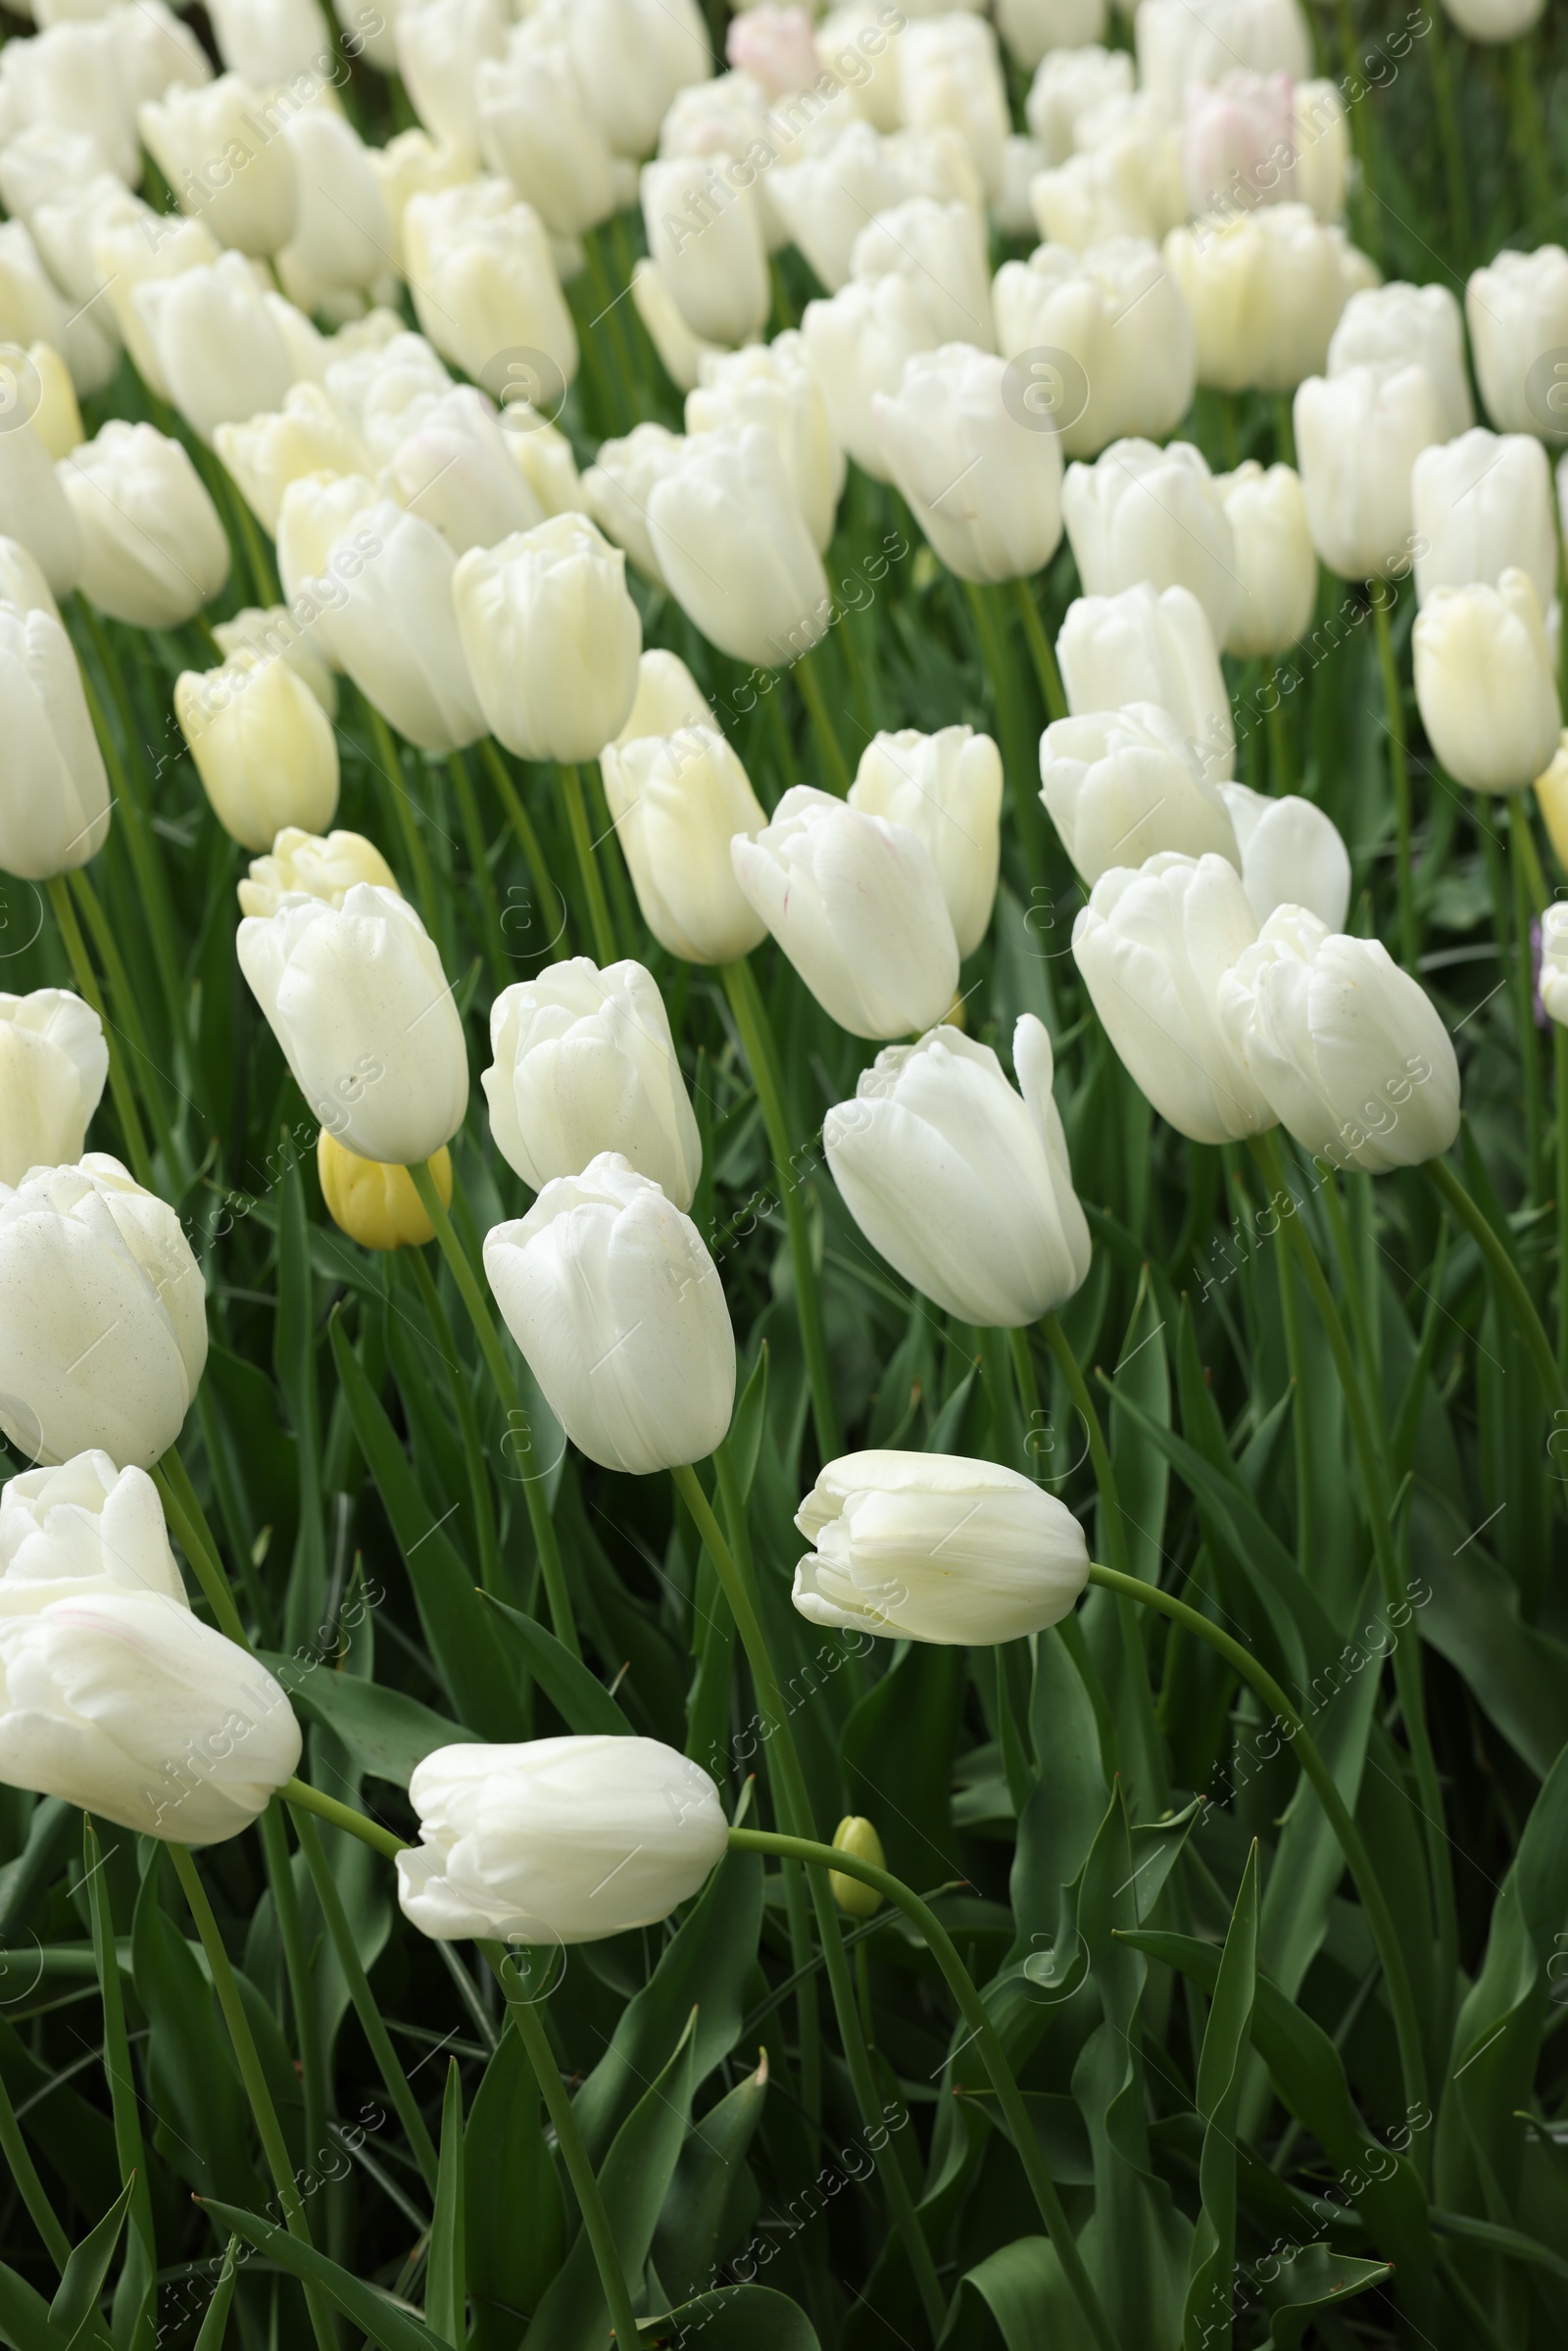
1370, 588, 1420, 970
557, 761, 617, 964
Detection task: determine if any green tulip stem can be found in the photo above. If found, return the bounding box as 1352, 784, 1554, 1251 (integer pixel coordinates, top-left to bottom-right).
257, 1804, 328, 2199
168, 1842, 337, 2351
73, 612, 188, 1047
1085, 1560, 1430, 2137
727, 1825, 1118, 2351
965, 580, 1050, 898
446, 751, 509, 987
406, 1159, 580, 1659
478, 738, 564, 959
1010, 574, 1068, 723
365, 701, 440, 927
45, 875, 152, 1188
557, 761, 617, 964
1424, 1151, 1564, 1409
1509, 804, 1547, 1202
1264, 662, 1294, 796
288, 1802, 440, 2194
793, 646, 853, 795
482, 1940, 645, 2351
1425, 2, 1471, 263
1508, 32, 1552, 223
672, 1459, 949, 2339
720, 957, 842, 1464
282, 1776, 408, 1861
1370, 589, 1419, 971
405, 1247, 506, 1604
68, 864, 184, 1180
152, 1452, 248, 1647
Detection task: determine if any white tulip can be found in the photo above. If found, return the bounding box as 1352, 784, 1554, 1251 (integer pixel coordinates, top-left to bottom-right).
1029, 94, 1185, 251
1412, 569, 1562, 795
484, 958, 701, 1209
454, 513, 641, 763
991, 236, 1196, 462
61, 422, 229, 629
1071, 852, 1274, 1145
1294, 364, 1446, 581
28, 173, 139, 329
1467, 246, 1568, 443
276, 108, 396, 320
0, 1155, 208, 1469
898, 14, 1010, 204
275, 472, 379, 608
731, 784, 959, 1040
1063, 438, 1237, 645
237, 827, 398, 920
688, 333, 846, 556
642, 156, 770, 349
484, 1153, 736, 1477
630, 258, 726, 395
383, 385, 544, 556
614, 650, 713, 744
214, 385, 374, 538
1181, 68, 1297, 219
0, 126, 115, 227
398, 1735, 728, 1942
1218, 907, 1461, 1172
564, 0, 711, 162
137, 74, 300, 257
793, 1450, 1091, 1642
208, 0, 329, 84
995, 134, 1052, 240
601, 724, 767, 965
0, 16, 145, 185
402, 180, 578, 399
0, 991, 106, 1187
313, 500, 488, 756
476, 32, 622, 240
649, 427, 833, 669
0, 415, 80, 598
1057, 582, 1235, 781
174, 654, 339, 856
1441, 0, 1545, 37
801, 273, 942, 482
237, 884, 469, 1163
0, 219, 115, 398
1164, 203, 1376, 395
0, 604, 109, 881
726, 7, 821, 99
581, 422, 685, 587
1540, 896, 1568, 1031
1024, 44, 1133, 164
770, 119, 976, 294
0, 532, 60, 621
1327, 282, 1473, 441
395, 0, 507, 164
1137, 0, 1312, 115
1040, 705, 1240, 885
1410, 429, 1557, 612
133, 254, 294, 445
851, 198, 993, 350
1216, 461, 1317, 658
504, 408, 585, 520
94, 213, 222, 403
873, 342, 1064, 585
849, 726, 1001, 957
1217, 780, 1350, 931
324, 329, 452, 465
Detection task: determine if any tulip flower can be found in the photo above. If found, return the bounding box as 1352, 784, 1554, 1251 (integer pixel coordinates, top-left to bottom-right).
1411, 429, 1557, 612
275, 474, 380, 609
770, 120, 979, 296
1023, 44, 1133, 162
0, 991, 107, 1188
825, 1016, 1091, 1327
0, 128, 113, 230
582, 422, 685, 589
237, 884, 469, 1163
0, 413, 81, 598
648, 428, 833, 669
174, 654, 340, 856
137, 74, 301, 257
1040, 705, 1241, 886
1063, 438, 1237, 645
95, 214, 222, 405
208, 0, 331, 84
403, 180, 578, 398
455, 514, 641, 763
484, 1153, 736, 1477
397, 1735, 730, 1942
476, 34, 624, 240
873, 343, 1064, 585
318, 1132, 453, 1252
1441, 0, 1545, 35
600, 724, 769, 966
688, 334, 846, 556
1164, 203, 1375, 395
0, 1455, 300, 1842
237, 827, 398, 920
1216, 782, 1351, 933
383, 385, 545, 557
0, 26, 144, 188
1292, 79, 1350, 224
26, 341, 83, 465
1216, 461, 1316, 658
0, 605, 111, 881
1057, 583, 1235, 781
133, 254, 294, 445
214, 607, 337, 719
0, 1156, 208, 1469
728, 5, 820, 94
395, 0, 507, 165
630, 259, 725, 396
991, 235, 1196, 462
213, 386, 373, 539
848, 726, 1001, 958
1137, 0, 1312, 114
852, 199, 993, 350
313, 501, 488, 757
642, 156, 771, 350
800, 273, 942, 482
1182, 68, 1297, 219
275, 109, 397, 321
324, 329, 454, 465
1466, 246, 1568, 443
1327, 282, 1474, 441
564, 0, 711, 162
483, 958, 702, 1210
660, 80, 782, 250
1540, 897, 1568, 1029
732, 786, 960, 1040
1218, 908, 1461, 1172
0, 534, 58, 621
28, 175, 139, 355
1412, 570, 1563, 796
614, 650, 713, 745
505, 408, 585, 522
1294, 365, 1446, 581
61, 422, 229, 630
370, 127, 473, 274
792, 1450, 1092, 1642
898, 16, 1010, 205
0, 217, 116, 400
1072, 853, 1275, 1145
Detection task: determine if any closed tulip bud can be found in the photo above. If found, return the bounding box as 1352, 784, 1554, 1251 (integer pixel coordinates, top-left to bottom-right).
1137, 0, 1312, 114
1216, 460, 1316, 657
275, 472, 379, 606
1540, 894, 1568, 1028
1164, 204, 1374, 396
1327, 281, 1473, 441
403, 181, 578, 397
793, 1450, 1091, 1642
852, 199, 993, 350
1295, 365, 1445, 581
1536, 735, 1568, 876
505, 408, 585, 521
829, 1813, 886, 1917
1024, 44, 1133, 163
318, 1131, 452, 1251
95, 214, 222, 404
1063, 438, 1237, 645
732, 785, 960, 1040
454, 514, 641, 762
1411, 428, 1556, 612
801, 274, 942, 482
315, 501, 488, 757
873, 343, 1064, 585
485, 1153, 736, 1476
29, 175, 140, 339
484, 958, 702, 1209
1058, 583, 1234, 782
630, 258, 725, 396
27, 342, 81, 464
237, 884, 468, 1163
649, 428, 833, 669
0, 605, 110, 881
582, 424, 685, 588
849, 726, 1001, 956
0, 1456, 300, 1842
1072, 853, 1274, 1144
0, 533, 59, 622
134, 254, 294, 446
238, 826, 398, 920
215, 388, 373, 540
0, 412, 81, 597
770, 120, 980, 296
174, 654, 339, 855
992, 236, 1196, 461
276, 109, 396, 320
0, 991, 106, 1187
0, 1155, 208, 1469
826, 1015, 1091, 1325
138, 75, 300, 258
1441, 0, 1545, 43
1412, 570, 1562, 795
642, 157, 770, 350
1218, 908, 1461, 1171
399, 1734, 729, 1943
688, 335, 846, 556
0, 22, 144, 191
600, 725, 769, 966
476, 35, 622, 240
61, 422, 229, 630
395, 0, 507, 164
1041, 705, 1240, 885
1467, 246, 1568, 444
615, 650, 713, 744
383, 385, 544, 557
1217, 781, 1350, 932
898, 15, 1010, 205
0, 127, 115, 230
1293, 79, 1350, 224
729, 5, 820, 94
1181, 68, 1296, 218
209, 0, 330, 83
0, 218, 114, 402
1028, 93, 1186, 252
369, 126, 473, 274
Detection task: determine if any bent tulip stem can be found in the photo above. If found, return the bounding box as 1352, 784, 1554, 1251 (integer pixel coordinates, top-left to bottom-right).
558, 761, 617, 965
282, 1776, 408, 1862
793, 645, 852, 795
1424, 1152, 1564, 1409
1083, 1562, 1431, 2142
406, 1159, 580, 1660
45, 876, 152, 1189
1371, 591, 1419, 971
727, 1825, 1118, 2351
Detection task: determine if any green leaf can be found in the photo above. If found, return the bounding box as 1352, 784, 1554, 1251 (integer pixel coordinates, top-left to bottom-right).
939, 2236, 1097, 2351
263, 1657, 479, 1788
1009, 1625, 1108, 1954
1182, 1843, 1258, 2351
48, 2179, 132, 2348
130, 1847, 253, 2205
1259, 2247, 1392, 2348
728, 1343, 769, 1503
465, 2022, 565, 2349
191, 2239, 239, 2350
651, 2051, 768, 2305
840, 1640, 963, 1884
640, 2285, 819, 2348
1408, 1489, 1568, 1779
1107, 1264, 1170, 1588
194, 2201, 434, 2351
0, 2261, 73, 2351
82, 1821, 156, 2339
479, 1592, 634, 1739
275, 1147, 325, 1653
424, 2061, 465, 2349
